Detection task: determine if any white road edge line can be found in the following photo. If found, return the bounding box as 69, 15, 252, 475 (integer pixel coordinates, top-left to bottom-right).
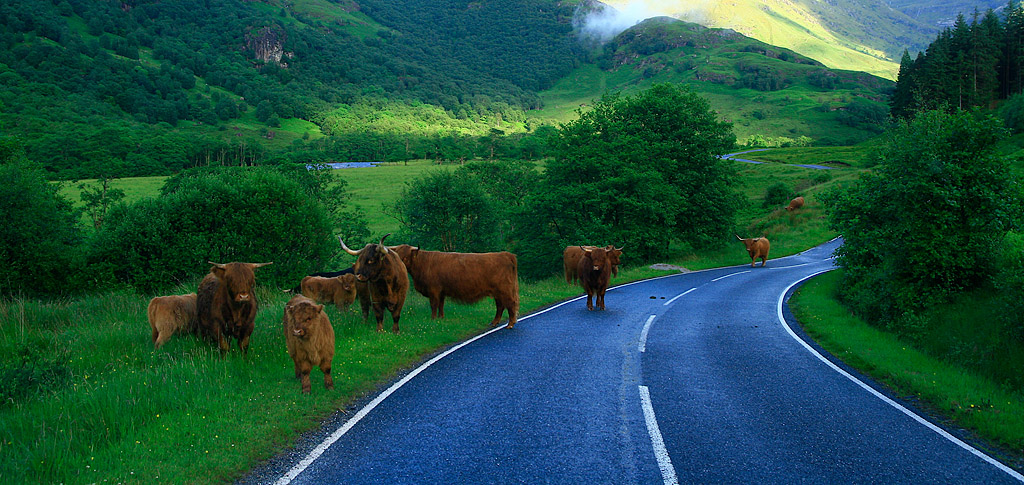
639, 385, 679, 485
663, 287, 696, 307
275, 294, 586, 485
712, 270, 750, 282
638, 315, 657, 352
777, 270, 1024, 483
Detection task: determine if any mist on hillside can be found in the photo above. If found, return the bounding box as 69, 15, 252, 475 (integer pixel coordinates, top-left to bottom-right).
573, 0, 713, 47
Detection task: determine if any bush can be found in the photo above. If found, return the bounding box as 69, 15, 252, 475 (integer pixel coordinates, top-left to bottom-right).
823, 110, 1014, 333
994, 232, 1024, 341
761, 182, 792, 209
0, 139, 83, 297
86, 166, 365, 293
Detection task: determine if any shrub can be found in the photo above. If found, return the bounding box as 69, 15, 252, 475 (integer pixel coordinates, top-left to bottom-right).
86, 166, 365, 293
388, 170, 501, 252
762, 182, 792, 209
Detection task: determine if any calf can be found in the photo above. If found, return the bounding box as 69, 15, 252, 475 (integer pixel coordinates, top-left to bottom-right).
283, 295, 335, 394
196, 261, 272, 356
147, 293, 197, 349
390, 245, 520, 329
300, 273, 358, 311
736, 235, 770, 267
786, 196, 805, 211
577, 246, 612, 311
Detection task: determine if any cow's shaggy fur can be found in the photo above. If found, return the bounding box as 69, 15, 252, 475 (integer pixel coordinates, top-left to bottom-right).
147, 293, 197, 349
283, 295, 335, 394
736, 235, 770, 267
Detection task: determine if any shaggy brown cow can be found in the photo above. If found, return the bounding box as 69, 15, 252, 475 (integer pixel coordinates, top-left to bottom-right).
196, 261, 272, 356
563, 245, 623, 284
736, 235, 770, 267
339, 234, 409, 333
147, 293, 197, 349
283, 294, 335, 394
578, 246, 613, 311
389, 245, 520, 329
300, 273, 358, 311
786, 196, 805, 211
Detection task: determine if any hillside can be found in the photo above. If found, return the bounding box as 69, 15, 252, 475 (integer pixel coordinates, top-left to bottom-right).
541, 17, 894, 146
887, 0, 1007, 28
2, 0, 892, 179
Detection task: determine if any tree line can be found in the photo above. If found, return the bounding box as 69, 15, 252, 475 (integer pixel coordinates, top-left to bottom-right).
891, 2, 1024, 119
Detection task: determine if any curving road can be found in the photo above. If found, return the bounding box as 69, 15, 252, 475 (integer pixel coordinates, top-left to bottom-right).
250, 239, 1022, 484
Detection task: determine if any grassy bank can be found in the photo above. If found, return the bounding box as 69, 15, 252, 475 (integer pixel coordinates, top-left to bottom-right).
790, 271, 1024, 461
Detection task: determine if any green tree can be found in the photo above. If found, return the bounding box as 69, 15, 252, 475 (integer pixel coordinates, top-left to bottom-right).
0, 139, 83, 296
516, 83, 737, 278
388, 170, 500, 252
823, 110, 1014, 333
78, 176, 126, 229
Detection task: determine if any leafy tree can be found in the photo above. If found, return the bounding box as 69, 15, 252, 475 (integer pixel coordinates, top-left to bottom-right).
515, 83, 737, 278
0, 139, 83, 296
387, 170, 500, 252
823, 110, 1014, 333
456, 159, 540, 247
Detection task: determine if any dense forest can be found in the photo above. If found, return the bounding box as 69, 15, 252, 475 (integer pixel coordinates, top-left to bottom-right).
891, 2, 1024, 119
0, 0, 582, 178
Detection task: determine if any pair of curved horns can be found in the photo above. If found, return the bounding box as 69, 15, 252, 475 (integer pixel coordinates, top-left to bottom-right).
209, 261, 273, 268
339, 233, 392, 256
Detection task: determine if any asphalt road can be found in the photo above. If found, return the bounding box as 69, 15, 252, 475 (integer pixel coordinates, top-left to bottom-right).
251, 239, 1023, 484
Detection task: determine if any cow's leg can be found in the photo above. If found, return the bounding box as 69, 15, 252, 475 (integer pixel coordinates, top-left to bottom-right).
438, 295, 446, 319
239, 333, 251, 355
373, 302, 385, 332
761, 257, 767, 267
214, 323, 230, 357
389, 305, 401, 334
293, 360, 302, 380
506, 298, 518, 329
597, 287, 606, 310
321, 363, 334, 390
490, 299, 504, 327
585, 288, 594, 311
429, 295, 441, 319
298, 361, 313, 393
153, 329, 168, 349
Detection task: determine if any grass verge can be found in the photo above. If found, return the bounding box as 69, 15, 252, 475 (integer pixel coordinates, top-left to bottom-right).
790, 270, 1024, 464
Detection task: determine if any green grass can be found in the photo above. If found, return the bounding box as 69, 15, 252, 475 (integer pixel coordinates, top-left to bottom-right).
790, 270, 1024, 459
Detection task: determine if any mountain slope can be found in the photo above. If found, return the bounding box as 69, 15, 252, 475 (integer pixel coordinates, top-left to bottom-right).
600, 0, 939, 79
540, 17, 894, 145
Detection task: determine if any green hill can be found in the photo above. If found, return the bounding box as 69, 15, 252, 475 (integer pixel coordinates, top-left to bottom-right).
541, 17, 893, 146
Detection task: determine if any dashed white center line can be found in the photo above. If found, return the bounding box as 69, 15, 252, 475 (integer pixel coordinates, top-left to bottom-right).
639, 385, 679, 485
638, 315, 656, 352
663, 287, 695, 306
712, 270, 750, 282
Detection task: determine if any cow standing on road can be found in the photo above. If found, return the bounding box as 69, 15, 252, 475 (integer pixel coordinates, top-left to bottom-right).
339, 234, 409, 333
197, 261, 273, 356
578, 246, 613, 311
389, 245, 520, 329
736, 235, 770, 267
564, 245, 622, 284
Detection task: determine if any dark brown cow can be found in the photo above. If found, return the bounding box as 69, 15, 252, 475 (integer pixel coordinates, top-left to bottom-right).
577, 246, 612, 311
736, 235, 770, 267
196, 261, 272, 356
339, 234, 409, 333
786, 196, 805, 212
283, 294, 335, 394
147, 293, 197, 349
563, 245, 623, 284
390, 245, 520, 329
300, 273, 358, 311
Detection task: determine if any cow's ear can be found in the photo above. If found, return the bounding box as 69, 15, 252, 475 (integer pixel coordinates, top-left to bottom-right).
211, 266, 226, 278
316, 304, 324, 313
411, 247, 419, 257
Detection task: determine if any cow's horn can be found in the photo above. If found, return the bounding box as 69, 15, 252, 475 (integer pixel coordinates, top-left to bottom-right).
208, 261, 226, 268
338, 236, 364, 256
379, 233, 392, 254
251, 262, 273, 268
735, 235, 743, 241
